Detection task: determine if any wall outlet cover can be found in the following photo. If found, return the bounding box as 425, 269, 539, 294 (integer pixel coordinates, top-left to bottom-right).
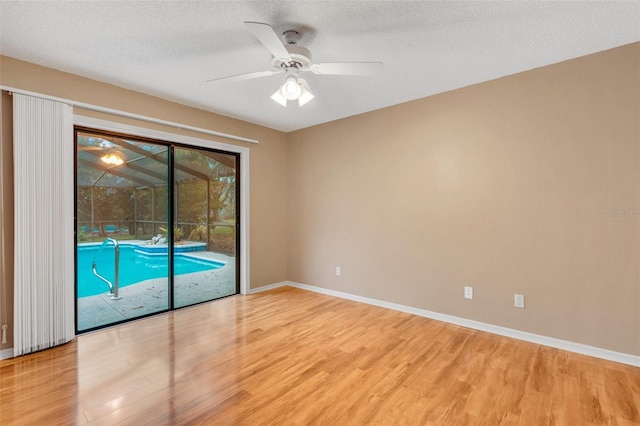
464, 286, 473, 299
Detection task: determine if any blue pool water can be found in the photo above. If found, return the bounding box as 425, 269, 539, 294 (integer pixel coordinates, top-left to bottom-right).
77, 245, 224, 297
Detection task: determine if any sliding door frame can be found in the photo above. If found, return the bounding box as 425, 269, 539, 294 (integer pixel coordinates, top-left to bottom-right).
74, 115, 250, 299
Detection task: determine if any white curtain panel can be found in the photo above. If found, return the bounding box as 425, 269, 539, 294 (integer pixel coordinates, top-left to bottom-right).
13, 93, 74, 356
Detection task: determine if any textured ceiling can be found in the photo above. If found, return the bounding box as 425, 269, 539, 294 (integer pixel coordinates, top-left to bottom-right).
1, 1, 639, 132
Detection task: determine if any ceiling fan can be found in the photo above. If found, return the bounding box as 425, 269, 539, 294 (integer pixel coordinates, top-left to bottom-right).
207, 22, 384, 107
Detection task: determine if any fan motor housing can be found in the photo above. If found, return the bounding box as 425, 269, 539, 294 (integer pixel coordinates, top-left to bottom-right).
272, 45, 312, 70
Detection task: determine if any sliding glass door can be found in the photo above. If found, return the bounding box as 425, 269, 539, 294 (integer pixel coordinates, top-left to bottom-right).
76, 131, 170, 331
75, 128, 239, 332
173, 147, 238, 307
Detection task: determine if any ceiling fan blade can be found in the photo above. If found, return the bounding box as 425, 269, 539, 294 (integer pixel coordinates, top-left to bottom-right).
244, 21, 291, 62
207, 69, 282, 84
311, 62, 384, 76
78, 146, 106, 151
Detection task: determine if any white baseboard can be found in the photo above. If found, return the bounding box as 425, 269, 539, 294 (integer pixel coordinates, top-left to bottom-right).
0, 348, 13, 360
277, 281, 639, 368
248, 281, 289, 294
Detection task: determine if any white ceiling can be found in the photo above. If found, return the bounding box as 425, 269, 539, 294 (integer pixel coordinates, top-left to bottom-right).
1, 1, 639, 132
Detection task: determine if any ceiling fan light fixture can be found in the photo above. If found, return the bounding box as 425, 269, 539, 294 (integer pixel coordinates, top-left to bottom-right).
101, 150, 124, 166
297, 79, 314, 107
282, 75, 301, 100
271, 72, 314, 107
270, 89, 288, 107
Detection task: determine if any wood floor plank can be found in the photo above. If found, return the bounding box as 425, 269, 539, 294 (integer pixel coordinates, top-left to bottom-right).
1, 286, 638, 425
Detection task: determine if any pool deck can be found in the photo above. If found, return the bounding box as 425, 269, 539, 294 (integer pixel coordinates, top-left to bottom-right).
77, 249, 236, 331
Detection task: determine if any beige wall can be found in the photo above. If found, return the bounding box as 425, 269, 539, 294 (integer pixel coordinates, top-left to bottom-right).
287, 43, 640, 355
0, 56, 289, 349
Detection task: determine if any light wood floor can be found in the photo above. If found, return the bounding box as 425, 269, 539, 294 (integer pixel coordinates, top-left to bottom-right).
1, 286, 638, 425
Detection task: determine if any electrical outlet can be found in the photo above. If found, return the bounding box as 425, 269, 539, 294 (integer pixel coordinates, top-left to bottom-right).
336, 267, 341, 276
464, 286, 473, 300
514, 294, 525, 308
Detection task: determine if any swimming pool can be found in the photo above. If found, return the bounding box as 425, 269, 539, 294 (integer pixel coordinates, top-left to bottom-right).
77, 244, 225, 297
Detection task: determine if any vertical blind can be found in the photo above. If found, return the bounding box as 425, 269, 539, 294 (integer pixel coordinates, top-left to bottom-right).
13, 93, 74, 356
0, 95, 7, 347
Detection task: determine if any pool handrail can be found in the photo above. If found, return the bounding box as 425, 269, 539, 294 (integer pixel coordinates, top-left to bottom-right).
92, 238, 121, 300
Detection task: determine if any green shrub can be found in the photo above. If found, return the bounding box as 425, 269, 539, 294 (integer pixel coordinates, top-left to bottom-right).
174, 226, 184, 242
77, 228, 92, 242
188, 225, 207, 242
159, 225, 184, 242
